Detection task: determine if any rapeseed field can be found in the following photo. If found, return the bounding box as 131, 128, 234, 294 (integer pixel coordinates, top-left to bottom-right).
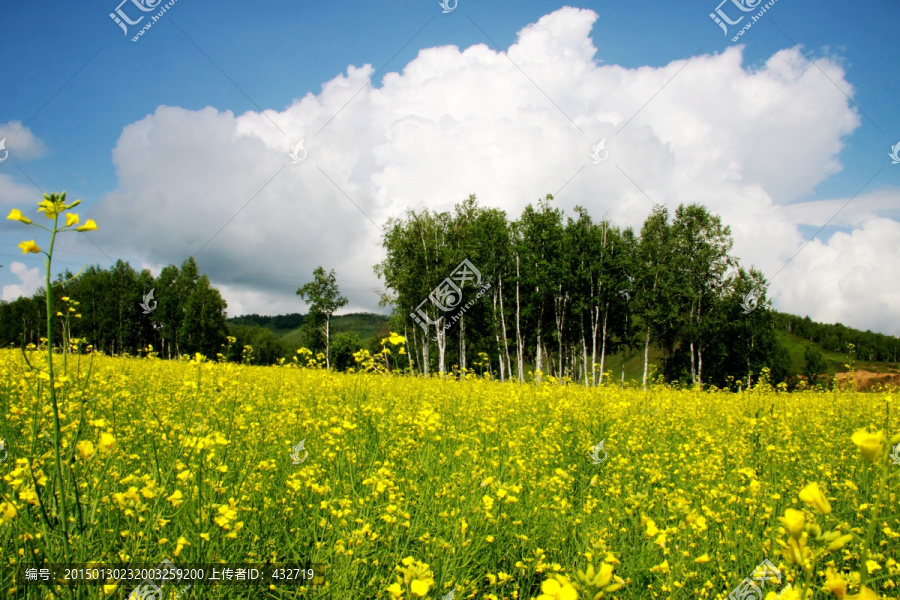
1, 347, 898, 599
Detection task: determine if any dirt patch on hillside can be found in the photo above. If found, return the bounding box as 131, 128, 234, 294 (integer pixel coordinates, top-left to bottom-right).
835, 370, 900, 391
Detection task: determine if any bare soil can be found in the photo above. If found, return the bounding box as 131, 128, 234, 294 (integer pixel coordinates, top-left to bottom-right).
835, 369, 900, 391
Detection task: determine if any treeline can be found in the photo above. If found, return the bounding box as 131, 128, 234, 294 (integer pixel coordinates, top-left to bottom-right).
228, 313, 305, 331
773, 313, 900, 363
0, 257, 228, 358
377, 194, 792, 388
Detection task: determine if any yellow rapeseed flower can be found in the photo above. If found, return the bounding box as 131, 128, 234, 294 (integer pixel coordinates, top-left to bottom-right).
37, 196, 66, 219
167, 490, 184, 507
537, 576, 578, 600
0, 502, 17, 524
410, 579, 431, 597
18, 240, 40, 254
76, 440, 95, 460
174, 536, 190, 557
823, 567, 847, 598
799, 482, 831, 515
76, 219, 98, 232
846, 586, 879, 600
779, 508, 805, 538
694, 554, 710, 563
7, 209, 31, 224
65, 213, 79, 227
99, 433, 117, 454
851, 430, 885, 463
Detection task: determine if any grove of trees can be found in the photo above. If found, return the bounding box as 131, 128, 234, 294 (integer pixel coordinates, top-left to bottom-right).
0, 257, 227, 358
376, 194, 791, 388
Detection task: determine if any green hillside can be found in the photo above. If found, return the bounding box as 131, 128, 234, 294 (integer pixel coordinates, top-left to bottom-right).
280, 312, 390, 349
775, 330, 899, 377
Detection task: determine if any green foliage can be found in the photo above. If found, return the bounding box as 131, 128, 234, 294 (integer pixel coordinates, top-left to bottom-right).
330, 331, 363, 371
297, 266, 349, 369
226, 324, 290, 365
0, 256, 229, 359
804, 346, 829, 385
774, 312, 900, 364
226, 313, 305, 333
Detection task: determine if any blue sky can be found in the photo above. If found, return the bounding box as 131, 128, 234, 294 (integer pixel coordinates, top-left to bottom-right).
1, 0, 898, 334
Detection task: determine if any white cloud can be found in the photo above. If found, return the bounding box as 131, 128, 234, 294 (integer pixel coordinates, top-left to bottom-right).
70, 7, 897, 335
0, 121, 48, 162
2, 262, 43, 301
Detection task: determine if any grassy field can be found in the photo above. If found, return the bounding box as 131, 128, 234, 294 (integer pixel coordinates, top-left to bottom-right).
1, 349, 898, 600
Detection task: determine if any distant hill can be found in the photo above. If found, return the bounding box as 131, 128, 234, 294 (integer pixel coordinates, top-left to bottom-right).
227, 313, 305, 335
227, 312, 391, 349
772, 311, 900, 363
280, 312, 390, 348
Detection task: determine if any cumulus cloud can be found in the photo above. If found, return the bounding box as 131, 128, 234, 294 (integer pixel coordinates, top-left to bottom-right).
2, 262, 43, 301
66, 7, 897, 333
0, 121, 47, 162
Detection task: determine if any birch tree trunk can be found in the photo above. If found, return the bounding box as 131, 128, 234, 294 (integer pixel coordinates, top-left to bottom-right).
437, 326, 447, 375
515, 254, 524, 383
581, 332, 589, 387
599, 303, 609, 385
590, 305, 599, 386
459, 316, 466, 372
422, 327, 430, 377
498, 276, 512, 380
642, 327, 650, 390
493, 289, 506, 383
689, 306, 696, 385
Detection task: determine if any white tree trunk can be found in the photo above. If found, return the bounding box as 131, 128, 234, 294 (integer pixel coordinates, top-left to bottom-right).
498, 276, 512, 379
515, 255, 524, 383
422, 326, 430, 377
599, 303, 609, 385
493, 289, 506, 383
581, 333, 588, 387
325, 316, 331, 369
590, 305, 599, 386
437, 326, 447, 375
459, 316, 466, 372
642, 326, 650, 390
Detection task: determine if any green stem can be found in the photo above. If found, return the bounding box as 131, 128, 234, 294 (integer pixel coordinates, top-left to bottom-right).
858, 457, 889, 588
44, 218, 71, 561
